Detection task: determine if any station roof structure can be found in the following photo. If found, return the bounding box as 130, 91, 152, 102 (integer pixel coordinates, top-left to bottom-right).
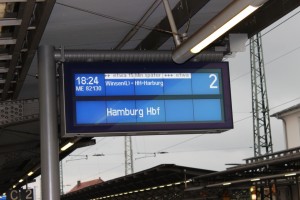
271, 103, 300, 118
0, 0, 299, 195
61, 164, 215, 200
189, 146, 300, 190
68, 178, 104, 193
63, 147, 300, 200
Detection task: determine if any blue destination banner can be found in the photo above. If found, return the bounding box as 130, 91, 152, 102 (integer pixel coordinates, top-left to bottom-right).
74, 72, 220, 96
76, 99, 222, 124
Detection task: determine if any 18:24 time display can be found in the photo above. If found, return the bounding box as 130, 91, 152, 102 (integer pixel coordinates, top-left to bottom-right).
75, 76, 99, 85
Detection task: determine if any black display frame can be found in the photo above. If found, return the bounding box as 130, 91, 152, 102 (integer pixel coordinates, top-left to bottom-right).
60, 62, 233, 137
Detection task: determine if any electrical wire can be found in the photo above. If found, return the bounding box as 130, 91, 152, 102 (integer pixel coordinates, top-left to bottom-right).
233, 116, 253, 124
159, 135, 203, 151
244, 9, 300, 48
265, 46, 300, 66
237, 5, 300, 62
261, 9, 300, 37
231, 44, 300, 82
183, 0, 191, 34
76, 138, 106, 155
56, 1, 176, 35
233, 96, 300, 125
269, 97, 300, 111
84, 163, 125, 180
166, 146, 252, 154
156, 97, 300, 152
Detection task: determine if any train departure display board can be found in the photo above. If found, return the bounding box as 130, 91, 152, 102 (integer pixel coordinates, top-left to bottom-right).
60, 62, 233, 137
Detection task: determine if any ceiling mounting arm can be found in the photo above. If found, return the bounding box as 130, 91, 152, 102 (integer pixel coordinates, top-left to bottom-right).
162, 0, 181, 46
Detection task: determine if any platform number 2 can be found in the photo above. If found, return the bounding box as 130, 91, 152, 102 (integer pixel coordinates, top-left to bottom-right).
7, 189, 34, 200
25, 189, 33, 199
209, 74, 218, 89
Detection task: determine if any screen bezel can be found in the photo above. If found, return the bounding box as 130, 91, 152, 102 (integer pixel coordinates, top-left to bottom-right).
60, 62, 233, 137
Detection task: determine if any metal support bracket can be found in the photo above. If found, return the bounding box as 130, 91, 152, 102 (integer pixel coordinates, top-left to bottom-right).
162, 0, 181, 46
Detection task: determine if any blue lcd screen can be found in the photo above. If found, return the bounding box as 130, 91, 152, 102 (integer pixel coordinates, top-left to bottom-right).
74, 73, 220, 96
61, 62, 233, 137
75, 99, 222, 124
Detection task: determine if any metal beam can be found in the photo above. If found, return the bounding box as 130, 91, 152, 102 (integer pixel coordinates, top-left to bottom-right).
162, 0, 181, 46
0, 68, 9, 73
0, 38, 16, 45
0, 55, 12, 60
12, 0, 56, 99
135, 0, 209, 50
1, 12, 18, 19
1, 91, 13, 93
0, 19, 22, 26
54, 49, 172, 62
194, 152, 300, 181
0, 98, 39, 127
1, 0, 36, 100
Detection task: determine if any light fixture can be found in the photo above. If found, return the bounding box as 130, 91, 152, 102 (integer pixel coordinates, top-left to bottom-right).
61, 142, 74, 151
285, 173, 297, 177
172, 0, 269, 64
12, 185, 16, 189
27, 171, 34, 176
205, 170, 300, 188
250, 178, 260, 182
190, 5, 258, 54
18, 179, 23, 183
185, 179, 192, 183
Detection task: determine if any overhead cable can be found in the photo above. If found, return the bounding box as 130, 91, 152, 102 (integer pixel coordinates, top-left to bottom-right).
56, 1, 176, 35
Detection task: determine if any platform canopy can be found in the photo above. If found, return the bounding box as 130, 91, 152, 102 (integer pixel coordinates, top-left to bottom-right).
0, 0, 299, 194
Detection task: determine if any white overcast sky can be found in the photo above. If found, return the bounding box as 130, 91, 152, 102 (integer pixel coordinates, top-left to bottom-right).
29, 5, 300, 197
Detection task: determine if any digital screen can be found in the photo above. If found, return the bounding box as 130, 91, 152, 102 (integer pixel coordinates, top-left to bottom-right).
60, 62, 233, 137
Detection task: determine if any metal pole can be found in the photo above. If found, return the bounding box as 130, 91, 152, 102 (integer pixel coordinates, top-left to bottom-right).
60, 161, 64, 195
297, 176, 300, 200
38, 45, 60, 200
125, 136, 134, 175
250, 33, 273, 157
52, 49, 223, 63
162, 0, 181, 46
